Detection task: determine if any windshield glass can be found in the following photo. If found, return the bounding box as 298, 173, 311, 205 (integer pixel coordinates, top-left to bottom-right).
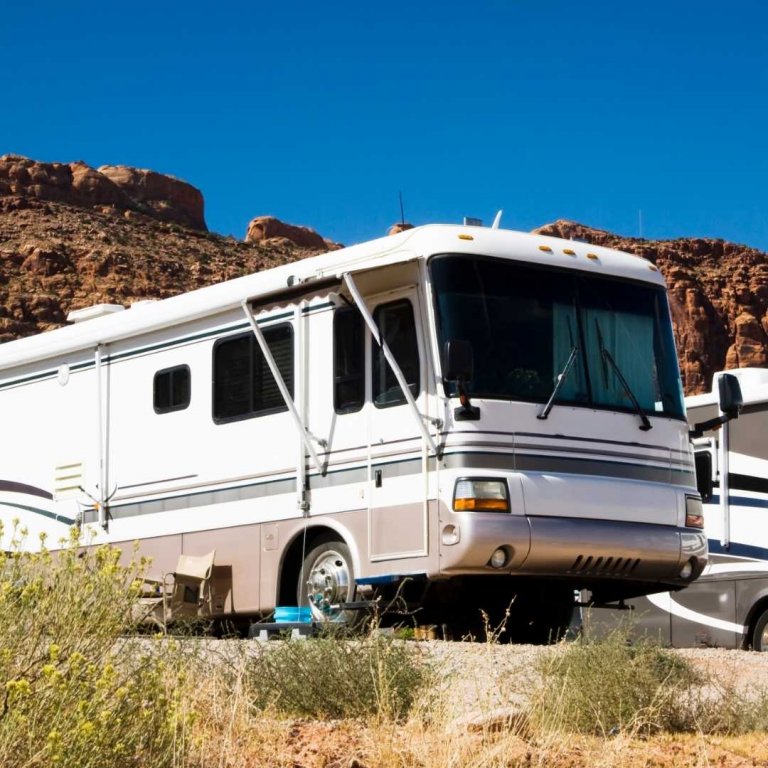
430, 254, 685, 419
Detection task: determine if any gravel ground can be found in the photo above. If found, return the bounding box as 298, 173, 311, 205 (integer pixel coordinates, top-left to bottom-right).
416, 642, 768, 719
153, 634, 768, 722
217, 635, 768, 720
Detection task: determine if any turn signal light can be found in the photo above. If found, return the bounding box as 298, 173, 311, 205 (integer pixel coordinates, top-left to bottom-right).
454, 479, 510, 512
685, 496, 704, 529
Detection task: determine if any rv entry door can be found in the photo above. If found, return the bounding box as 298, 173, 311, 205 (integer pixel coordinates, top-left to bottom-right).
367, 288, 430, 562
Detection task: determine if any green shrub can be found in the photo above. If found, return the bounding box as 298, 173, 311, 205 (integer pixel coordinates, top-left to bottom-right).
530, 624, 701, 736
0, 524, 184, 767
248, 627, 431, 720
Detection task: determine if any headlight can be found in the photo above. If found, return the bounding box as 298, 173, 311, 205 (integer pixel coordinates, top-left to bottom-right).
454, 479, 510, 512
685, 495, 704, 529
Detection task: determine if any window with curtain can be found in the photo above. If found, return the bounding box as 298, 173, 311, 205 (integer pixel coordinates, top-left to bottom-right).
430, 254, 684, 419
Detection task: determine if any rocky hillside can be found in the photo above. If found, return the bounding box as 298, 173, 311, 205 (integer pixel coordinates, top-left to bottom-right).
535, 220, 768, 394
0, 155, 335, 343
0, 155, 765, 395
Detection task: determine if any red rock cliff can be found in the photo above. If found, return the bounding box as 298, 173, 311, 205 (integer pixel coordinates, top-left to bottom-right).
0, 155, 206, 230
535, 220, 768, 394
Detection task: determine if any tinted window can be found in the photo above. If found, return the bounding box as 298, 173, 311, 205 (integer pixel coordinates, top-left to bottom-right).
372, 299, 420, 408
213, 325, 293, 422
334, 308, 365, 414
154, 365, 191, 414
430, 254, 684, 419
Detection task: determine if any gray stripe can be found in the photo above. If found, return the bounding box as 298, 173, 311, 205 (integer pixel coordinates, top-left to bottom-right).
442, 451, 694, 487
84, 475, 298, 523
447, 429, 690, 457
457, 439, 688, 470
0, 480, 53, 500
514, 439, 680, 462
313, 464, 369, 487
120, 474, 199, 491
97, 460, 380, 522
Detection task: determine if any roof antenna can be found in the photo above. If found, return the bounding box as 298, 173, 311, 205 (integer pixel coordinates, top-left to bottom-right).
491, 210, 503, 229
399, 191, 406, 225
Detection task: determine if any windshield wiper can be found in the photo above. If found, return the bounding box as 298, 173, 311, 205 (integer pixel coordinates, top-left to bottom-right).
594, 319, 652, 431
537, 346, 579, 420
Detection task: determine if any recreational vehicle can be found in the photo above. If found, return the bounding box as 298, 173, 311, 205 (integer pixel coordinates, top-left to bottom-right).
0, 222, 708, 639
597, 368, 768, 650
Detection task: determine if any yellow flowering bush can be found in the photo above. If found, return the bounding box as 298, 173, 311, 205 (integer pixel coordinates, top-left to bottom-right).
0, 523, 183, 767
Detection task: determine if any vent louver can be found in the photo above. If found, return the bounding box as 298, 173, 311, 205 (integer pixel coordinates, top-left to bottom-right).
569, 555, 641, 576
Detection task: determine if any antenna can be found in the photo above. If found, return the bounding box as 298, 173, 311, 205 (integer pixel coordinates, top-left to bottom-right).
399, 191, 405, 226
491, 210, 503, 229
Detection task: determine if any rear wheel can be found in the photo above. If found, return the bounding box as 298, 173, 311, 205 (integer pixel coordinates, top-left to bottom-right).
299, 539, 358, 624
751, 607, 768, 651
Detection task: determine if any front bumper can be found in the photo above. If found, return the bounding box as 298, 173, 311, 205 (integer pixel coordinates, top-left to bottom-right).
438, 511, 707, 590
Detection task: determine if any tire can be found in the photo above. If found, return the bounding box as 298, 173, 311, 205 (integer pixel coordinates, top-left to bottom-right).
751, 607, 768, 652
298, 539, 358, 624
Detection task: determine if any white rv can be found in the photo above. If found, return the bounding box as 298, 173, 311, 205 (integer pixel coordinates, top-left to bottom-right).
0, 222, 706, 639
609, 368, 768, 650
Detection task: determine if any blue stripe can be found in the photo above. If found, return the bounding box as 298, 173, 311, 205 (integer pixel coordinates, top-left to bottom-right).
710, 494, 768, 510
356, 575, 404, 585
708, 539, 768, 561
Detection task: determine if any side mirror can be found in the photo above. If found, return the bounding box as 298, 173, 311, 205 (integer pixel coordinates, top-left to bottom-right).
444, 340, 474, 383
690, 372, 744, 439
718, 373, 743, 419
443, 340, 479, 421
693, 451, 713, 503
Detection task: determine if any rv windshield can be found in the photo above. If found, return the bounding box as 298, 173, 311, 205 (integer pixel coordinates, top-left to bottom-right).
430, 254, 685, 419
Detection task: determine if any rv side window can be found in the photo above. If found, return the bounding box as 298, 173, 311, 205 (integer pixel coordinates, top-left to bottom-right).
154, 365, 191, 414
334, 308, 365, 414
212, 325, 293, 423
372, 299, 420, 408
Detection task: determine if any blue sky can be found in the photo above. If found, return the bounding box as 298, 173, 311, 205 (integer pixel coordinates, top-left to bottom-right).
2, 1, 767, 250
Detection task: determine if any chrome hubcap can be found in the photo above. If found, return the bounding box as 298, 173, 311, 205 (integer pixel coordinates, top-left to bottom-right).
306, 550, 350, 619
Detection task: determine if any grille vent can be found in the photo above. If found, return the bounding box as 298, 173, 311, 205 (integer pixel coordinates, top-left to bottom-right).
569, 555, 640, 576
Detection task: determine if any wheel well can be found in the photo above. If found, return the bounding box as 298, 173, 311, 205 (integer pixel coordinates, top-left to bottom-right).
745, 597, 768, 649
277, 526, 343, 606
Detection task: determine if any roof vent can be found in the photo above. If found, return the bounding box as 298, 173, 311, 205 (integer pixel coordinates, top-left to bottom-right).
67, 304, 125, 323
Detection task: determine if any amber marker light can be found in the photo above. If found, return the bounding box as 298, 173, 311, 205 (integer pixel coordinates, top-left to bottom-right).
458, 234, 474, 241
563, 248, 576, 255
454, 479, 510, 512
538, 245, 553, 253
586, 253, 599, 260
685, 496, 704, 529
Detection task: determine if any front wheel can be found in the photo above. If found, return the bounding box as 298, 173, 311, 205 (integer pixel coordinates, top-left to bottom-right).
299, 539, 357, 624
751, 607, 768, 651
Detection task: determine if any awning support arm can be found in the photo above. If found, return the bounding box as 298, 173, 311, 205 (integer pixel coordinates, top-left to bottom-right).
342, 273, 440, 457
241, 301, 327, 476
